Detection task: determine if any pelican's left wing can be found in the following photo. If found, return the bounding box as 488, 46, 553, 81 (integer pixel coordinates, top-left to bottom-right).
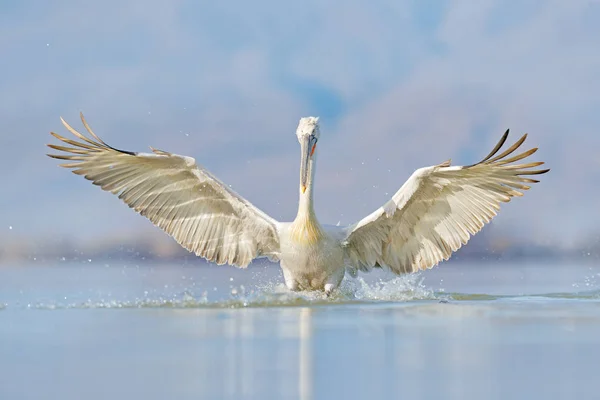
342, 130, 549, 275
47, 113, 281, 267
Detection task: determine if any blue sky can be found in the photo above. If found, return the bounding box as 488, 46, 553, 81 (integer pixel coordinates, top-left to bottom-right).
1, 0, 599, 249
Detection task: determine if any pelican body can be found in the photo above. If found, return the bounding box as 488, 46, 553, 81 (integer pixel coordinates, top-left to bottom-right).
48, 115, 549, 295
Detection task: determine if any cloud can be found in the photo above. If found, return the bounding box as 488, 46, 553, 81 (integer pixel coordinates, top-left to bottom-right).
0, 0, 598, 249
324, 0, 600, 243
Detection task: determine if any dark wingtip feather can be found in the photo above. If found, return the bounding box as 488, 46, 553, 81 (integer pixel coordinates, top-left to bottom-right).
465, 129, 510, 167
51, 116, 138, 156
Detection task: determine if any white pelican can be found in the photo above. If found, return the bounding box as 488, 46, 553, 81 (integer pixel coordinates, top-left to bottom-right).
47, 114, 549, 294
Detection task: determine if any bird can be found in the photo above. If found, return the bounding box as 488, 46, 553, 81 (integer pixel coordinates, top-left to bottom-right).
47, 113, 549, 295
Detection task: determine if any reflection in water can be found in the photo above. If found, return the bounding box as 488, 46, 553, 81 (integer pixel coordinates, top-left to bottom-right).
299, 308, 312, 400
1, 262, 600, 399
161, 307, 318, 399
2, 297, 600, 399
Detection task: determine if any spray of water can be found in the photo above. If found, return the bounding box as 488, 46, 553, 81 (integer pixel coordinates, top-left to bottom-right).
8, 271, 600, 310
20, 274, 437, 310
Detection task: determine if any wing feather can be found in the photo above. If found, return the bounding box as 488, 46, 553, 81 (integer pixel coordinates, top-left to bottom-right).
343, 130, 549, 275
47, 113, 281, 267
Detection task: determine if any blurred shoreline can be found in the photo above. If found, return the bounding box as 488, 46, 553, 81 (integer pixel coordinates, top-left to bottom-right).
1, 229, 599, 266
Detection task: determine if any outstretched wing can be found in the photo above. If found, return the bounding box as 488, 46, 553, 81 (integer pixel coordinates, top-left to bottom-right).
343, 130, 549, 274
47, 113, 281, 267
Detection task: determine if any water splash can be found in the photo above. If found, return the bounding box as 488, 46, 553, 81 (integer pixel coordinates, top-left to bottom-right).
339, 274, 436, 301
7, 274, 600, 310
18, 274, 436, 310
572, 271, 600, 291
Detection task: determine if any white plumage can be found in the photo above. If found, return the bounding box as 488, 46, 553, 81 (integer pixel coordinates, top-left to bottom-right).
48, 113, 549, 294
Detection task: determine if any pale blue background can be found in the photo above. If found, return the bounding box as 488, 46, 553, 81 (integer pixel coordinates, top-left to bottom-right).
1, 0, 598, 252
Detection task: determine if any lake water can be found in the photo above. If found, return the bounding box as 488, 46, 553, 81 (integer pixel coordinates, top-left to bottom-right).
1, 260, 599, 400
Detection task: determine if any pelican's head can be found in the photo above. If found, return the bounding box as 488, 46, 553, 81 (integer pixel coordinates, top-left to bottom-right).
296, 117, 320, 194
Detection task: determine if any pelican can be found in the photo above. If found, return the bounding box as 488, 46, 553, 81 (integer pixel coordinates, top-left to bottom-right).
47, 114, 549, 295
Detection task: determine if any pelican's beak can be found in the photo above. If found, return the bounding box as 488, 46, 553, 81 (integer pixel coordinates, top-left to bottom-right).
300, 135, 317, 194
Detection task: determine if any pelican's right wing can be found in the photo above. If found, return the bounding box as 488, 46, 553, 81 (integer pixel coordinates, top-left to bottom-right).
47, 113, 281, 267
342, 130, 549, 275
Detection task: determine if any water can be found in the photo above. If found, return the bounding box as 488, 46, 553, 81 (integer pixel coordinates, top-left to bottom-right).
1, 260, 599, 399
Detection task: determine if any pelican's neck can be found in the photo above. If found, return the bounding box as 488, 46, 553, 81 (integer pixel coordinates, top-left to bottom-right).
297, 184, 315, 217
291, 168, 323, 244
